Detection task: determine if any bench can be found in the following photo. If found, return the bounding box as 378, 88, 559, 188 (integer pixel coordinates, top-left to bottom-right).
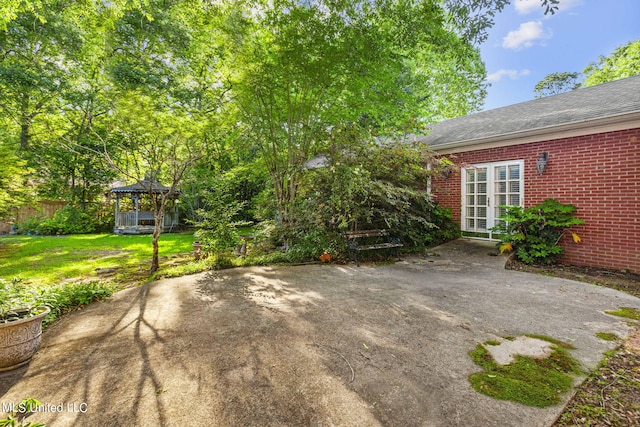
345, 229, 403, 267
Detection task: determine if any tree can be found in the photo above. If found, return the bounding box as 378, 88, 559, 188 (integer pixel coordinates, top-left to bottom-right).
0, 134, 34, 220
89, 94, 203, 272
582, 40, 640, 87
0, 4, 82, 150
533, 72, 581, 98
228, 0, 489, 228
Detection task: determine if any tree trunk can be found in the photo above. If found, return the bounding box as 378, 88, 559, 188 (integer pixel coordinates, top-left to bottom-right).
150, 198, 167, 273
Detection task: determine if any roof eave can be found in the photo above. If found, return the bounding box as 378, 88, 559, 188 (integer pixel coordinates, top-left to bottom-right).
431, 110, 640, 154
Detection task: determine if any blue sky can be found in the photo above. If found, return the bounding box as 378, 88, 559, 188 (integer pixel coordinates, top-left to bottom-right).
479, 0, 640, 111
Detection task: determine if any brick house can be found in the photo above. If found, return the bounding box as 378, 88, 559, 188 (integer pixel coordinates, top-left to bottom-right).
422, 75, 640, 273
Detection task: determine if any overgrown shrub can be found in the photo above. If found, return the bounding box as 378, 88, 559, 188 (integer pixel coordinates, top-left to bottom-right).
16, 205, 112, 235
295, 140, 454, 252
491, 199, 584, 265
425, 205, 461, 246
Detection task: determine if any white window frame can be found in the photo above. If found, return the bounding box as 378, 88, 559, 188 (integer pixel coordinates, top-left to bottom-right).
461, 159, 524, 240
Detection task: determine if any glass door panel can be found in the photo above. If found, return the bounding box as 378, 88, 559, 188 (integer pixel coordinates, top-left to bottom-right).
464, 166, 488, 232
462, 161, 523, 238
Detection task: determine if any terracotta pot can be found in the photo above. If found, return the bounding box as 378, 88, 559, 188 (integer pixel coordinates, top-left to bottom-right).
0, 307, 50, 372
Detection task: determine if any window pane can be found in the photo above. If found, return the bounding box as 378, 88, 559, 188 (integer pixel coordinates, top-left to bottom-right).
477, 169, 487, 182
496, 166, 507, 180
509, 181, 520, 193
509, 165, 520, 180
467, 218, 475, 229
477, 183, 487, 193
477, 207, 487, 218
509, 194, 520, 205
495, 182, 507, 193
477, 195, 486, 206
466, 169, 475, 182
467, 195, 475, 206
467, 207, 475, 217
497, 194, 507, 206
496, 207, 507, 219
466, 183, 475, 194
477, 219, 487, 230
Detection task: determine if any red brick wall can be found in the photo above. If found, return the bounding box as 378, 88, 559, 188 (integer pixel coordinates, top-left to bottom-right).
431, 128, 640, 273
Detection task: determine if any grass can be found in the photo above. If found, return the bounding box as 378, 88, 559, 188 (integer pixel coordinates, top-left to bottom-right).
0, 233, 195, 286
0, 232, 198, 327
469, 337, 582, 407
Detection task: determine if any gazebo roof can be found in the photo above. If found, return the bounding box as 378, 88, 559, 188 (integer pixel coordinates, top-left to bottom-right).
110, 179, 176, 195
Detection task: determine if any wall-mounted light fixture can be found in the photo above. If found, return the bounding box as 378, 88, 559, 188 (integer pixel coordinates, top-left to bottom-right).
536, 152, 549, 175
441, 166, 452, 180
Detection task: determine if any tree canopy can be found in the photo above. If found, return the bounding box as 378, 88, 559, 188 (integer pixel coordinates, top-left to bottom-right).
533, 72, 581, 98
534, 40, 640, 98
582, 40, 640, 87
0, 0, 563, 264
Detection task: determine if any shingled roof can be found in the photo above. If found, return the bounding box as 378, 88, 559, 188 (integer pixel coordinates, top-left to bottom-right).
110, 179, 173, 194
421, 74, 640, 150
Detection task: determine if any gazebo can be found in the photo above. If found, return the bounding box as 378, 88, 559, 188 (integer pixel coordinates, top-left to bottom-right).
110, 179, 180, 234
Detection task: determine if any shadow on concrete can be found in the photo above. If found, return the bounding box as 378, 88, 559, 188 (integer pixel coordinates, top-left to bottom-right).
2, 239, 640, 426
0, 365, 28, 396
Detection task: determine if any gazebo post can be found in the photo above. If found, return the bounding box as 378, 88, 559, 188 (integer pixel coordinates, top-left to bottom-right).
134, 195, 139, 231
114, 194, 120, 231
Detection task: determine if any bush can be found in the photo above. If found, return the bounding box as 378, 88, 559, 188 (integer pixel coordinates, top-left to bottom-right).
492, 199, 584, 265
193, 181, 250, 262
295, 140, 449, 251
16, 205, 111, 235
424, 205, 461, 247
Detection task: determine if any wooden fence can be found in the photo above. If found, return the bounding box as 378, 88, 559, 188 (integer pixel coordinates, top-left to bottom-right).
0, 201, 67, 234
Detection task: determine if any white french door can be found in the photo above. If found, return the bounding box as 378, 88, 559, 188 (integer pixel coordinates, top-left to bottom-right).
461, 160, 524, 239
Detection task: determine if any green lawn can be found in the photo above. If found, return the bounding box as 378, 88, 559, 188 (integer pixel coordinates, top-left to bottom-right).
0, 233, 195, 286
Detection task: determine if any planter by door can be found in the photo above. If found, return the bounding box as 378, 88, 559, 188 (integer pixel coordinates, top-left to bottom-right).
0, 307, 50, 372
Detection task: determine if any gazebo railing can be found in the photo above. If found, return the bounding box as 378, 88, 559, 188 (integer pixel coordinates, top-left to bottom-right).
116, 212, 137, 227
115, 211, 177, 228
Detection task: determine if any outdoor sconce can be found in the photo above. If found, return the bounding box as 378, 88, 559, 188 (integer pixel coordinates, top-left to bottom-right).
442, 167, 452, 180
441, 165, 454, 180
536, 152, 549, 175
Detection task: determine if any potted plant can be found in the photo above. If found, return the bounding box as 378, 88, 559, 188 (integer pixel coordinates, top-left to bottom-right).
0, 280, 50, 372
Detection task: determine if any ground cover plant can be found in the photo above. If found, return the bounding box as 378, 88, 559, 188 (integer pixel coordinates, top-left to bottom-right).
0, 278, 113, 328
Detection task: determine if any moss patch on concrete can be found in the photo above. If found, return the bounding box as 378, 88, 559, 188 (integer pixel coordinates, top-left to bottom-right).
469, 337, 582, 407
595, 332, 619, 341
604, 307, 640, 321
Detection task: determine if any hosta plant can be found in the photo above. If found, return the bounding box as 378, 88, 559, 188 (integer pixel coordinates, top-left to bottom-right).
492, 199, 584, 265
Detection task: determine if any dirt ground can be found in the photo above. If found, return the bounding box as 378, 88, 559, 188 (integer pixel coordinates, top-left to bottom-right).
3, 240, 640, 426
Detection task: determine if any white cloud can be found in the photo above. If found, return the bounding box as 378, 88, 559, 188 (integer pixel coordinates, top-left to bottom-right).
515, 0, 583, 15
502, 21, 551, 50
487, 69, 531, 82
556, 0, 583, 13
514, 0, 539, 15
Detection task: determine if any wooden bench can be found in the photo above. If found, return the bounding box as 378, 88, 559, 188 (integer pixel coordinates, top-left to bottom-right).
345, 229, 403, 267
